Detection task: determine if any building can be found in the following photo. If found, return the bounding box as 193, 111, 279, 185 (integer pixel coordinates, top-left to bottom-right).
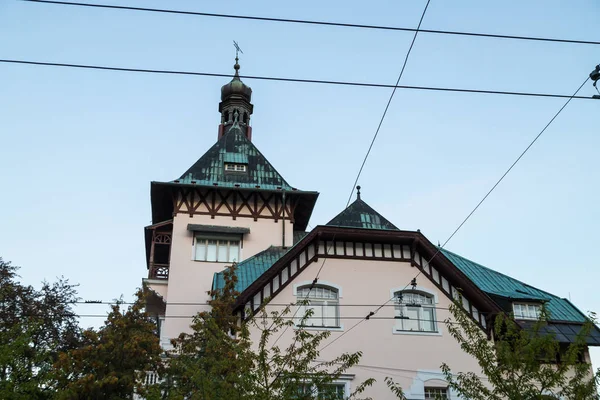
143, 58, 600, 399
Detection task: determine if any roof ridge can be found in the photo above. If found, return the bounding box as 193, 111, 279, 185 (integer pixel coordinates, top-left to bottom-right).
440, 248, 561, 300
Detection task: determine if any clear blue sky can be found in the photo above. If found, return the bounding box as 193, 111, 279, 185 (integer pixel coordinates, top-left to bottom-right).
1, 0, 599, 366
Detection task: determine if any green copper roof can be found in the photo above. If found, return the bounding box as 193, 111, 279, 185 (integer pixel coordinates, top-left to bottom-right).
326, 198, 399, 231
441, 248, 587, 323
213, 246, 289, 293
177, 123, 293, 190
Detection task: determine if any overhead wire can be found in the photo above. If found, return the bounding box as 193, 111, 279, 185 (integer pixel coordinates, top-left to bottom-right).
345, 0, 431, 205
21, 0, 600, 46
14, 0, 597, 367
318, 73, 593, 353
0, 59, 597, 101
269, 0, 432, 385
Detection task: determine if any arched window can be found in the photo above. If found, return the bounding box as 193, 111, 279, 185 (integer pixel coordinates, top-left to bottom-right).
296, 285, 339, 328
394, 290, 436, 332
243, 112, 248, 123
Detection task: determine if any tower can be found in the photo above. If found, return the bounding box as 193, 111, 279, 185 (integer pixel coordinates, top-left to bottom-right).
218, 56, 254, 140
143, 57, 319, 349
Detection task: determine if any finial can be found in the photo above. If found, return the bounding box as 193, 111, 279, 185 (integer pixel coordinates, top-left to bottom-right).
233, 40, 243, 78
233, 110, 239, 124
356, 185, 361, 200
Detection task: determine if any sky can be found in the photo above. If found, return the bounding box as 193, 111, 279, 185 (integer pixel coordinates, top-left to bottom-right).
1, 0, 599, 368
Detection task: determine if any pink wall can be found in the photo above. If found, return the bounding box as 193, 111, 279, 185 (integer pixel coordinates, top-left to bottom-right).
247, 257, 484, 399
160, 212, 294, 345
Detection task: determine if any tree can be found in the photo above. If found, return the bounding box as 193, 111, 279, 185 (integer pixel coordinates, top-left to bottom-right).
53, 288, 163, 400
0, 257, 81, 400
157, 265, 376, 400
441, 302, 600, 400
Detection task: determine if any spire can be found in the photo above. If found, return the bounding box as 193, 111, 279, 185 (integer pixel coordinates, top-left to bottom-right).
218, 44, 254, 141
233, 55, 241, 79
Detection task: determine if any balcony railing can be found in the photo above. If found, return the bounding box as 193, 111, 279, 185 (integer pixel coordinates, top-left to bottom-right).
149, 263, 169, 280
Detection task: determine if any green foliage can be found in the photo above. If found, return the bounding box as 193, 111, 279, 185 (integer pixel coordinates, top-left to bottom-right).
159, 264, 376, 400
52, 288, 163, 400
0, 257, 81, 400
441, 301, 600, 400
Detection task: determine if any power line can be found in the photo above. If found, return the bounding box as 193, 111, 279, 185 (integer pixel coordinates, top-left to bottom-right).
319, 73, 593, 353
0, 59, 597, 101
346, 0, 431, 206
21, 0, 600, 46
269, 1, 432, 377
270, 3, 434, 385
285, 0, 438, 359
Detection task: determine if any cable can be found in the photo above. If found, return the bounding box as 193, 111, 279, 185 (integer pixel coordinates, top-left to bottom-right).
268, 2, 433, 378
21, 0, 600, 46
0, 59, 597, 101
346, 0, 431, 207
269, 4, 435, 386
74, 300, 495, 316
319, 73, 593, 353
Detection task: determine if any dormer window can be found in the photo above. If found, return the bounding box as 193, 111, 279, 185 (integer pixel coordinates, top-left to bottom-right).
224, 163, 247, 172
513, 303, 542, 320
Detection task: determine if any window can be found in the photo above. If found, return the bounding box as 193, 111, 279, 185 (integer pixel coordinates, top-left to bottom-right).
296, 285, 339, 328
513, 303, 542, 320
224, 163, 247, 172
394, 291, 436, 332
194, 237, 239, 262
298, 383, 346, 399
424, 387, 448, 399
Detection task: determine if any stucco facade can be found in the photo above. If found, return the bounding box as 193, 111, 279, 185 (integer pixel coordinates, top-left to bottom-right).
248, 257, 482, 399
152, 213, 293, 346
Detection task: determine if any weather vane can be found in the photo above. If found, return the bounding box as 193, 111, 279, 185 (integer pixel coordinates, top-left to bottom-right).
233, 40, 243, 59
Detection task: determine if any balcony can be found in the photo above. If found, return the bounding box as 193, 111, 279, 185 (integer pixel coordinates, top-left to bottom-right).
149, 263, 169, 280
145, 220, 173, 281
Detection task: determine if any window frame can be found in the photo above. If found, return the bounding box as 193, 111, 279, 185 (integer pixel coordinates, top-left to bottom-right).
293, 282, 343, 331
424, 386, 449, 399
224, 162, 248, 172
193, 235, 241, 263
513, 302, 542, 320
391, 286, 441, 336
296, 380, 350, 399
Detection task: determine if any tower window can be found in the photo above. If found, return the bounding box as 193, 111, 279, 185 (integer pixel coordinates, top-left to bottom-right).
194, 236, 239, 263
224, 163, 247, 172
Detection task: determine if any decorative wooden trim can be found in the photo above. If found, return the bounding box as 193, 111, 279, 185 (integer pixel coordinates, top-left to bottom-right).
173, 189, 297, 222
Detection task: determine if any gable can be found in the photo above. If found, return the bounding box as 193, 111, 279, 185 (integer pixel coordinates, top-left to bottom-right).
229, 225, 599, 345
232, 226, 498, 329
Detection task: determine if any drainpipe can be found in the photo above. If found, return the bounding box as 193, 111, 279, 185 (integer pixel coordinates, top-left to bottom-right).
282, 189, 286, 249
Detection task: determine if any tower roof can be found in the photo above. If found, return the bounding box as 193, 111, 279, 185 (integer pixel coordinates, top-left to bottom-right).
220, 57, 252, 102
326, 189, 399, 230
177, 122, 292, 190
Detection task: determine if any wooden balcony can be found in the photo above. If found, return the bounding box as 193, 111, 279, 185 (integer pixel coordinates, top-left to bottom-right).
149, 263, 169, 280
